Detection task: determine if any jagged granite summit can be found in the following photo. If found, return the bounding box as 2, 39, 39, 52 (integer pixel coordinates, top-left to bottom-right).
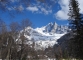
44, 22, 69, 34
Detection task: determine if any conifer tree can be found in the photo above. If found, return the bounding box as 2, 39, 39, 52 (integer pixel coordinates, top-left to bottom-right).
68, 0, 83, 59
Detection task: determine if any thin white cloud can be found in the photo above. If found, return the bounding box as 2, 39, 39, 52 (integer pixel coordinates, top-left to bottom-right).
8, 8, 12, 10
11, 0, 15, 2
11, 0, 19, 2
18, 5, 24, 11
8, 0, 53, 15
26, 5, 52, 14
55, 0, 83, 20
13, 5, 24, 11
41, 8, 52, 15
7, 5, 24, 11
26, 6, 39, 12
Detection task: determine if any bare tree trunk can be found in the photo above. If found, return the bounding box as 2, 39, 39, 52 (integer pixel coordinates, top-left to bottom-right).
6, 48, 10, 60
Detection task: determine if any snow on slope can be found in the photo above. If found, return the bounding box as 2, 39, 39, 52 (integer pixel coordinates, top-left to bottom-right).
20, 22, 69, 49
32, 27, 65, 49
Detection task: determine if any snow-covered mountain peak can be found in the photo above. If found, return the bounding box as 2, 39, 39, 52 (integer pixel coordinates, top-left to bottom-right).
19, 22, 69, 49
47, 22, 53, 26
34, 22, 69, 35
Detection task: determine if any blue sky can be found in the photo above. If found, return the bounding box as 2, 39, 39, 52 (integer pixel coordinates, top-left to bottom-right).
1, 0, 83, 28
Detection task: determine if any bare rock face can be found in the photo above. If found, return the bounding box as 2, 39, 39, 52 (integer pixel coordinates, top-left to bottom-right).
44, 22, 69, 34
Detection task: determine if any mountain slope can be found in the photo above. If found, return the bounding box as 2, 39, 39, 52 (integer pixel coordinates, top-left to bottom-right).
20, 22, 69, 49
